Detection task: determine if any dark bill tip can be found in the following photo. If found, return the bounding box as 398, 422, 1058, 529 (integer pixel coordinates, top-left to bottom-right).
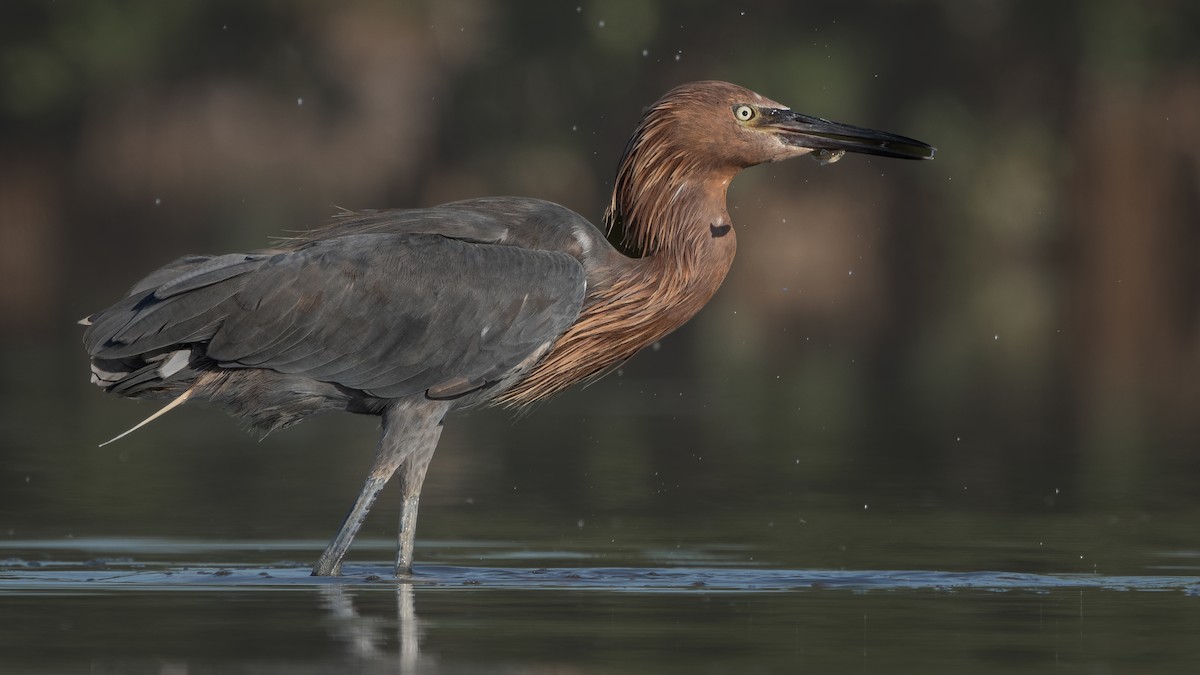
767, 109, 936, 161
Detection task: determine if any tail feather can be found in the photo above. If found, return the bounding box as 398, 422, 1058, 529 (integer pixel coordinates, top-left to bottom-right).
98, 388, 195, 447
89, 346, 200, 393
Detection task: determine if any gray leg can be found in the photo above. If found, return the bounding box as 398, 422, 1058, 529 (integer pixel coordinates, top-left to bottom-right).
312, 399, 448, 577
397, 494, 421, 575
395, 440, 437, 576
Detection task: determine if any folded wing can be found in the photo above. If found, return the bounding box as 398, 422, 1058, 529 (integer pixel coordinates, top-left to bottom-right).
85, 232, 587, 400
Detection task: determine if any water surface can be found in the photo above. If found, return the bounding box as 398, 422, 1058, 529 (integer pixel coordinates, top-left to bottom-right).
3, 539, 1199, 673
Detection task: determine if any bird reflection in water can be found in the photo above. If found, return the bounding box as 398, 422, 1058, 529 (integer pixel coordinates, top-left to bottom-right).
320, 585, 430, 672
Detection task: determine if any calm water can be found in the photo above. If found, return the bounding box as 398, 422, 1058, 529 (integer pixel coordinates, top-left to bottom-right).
3, 537, 1200, 673
4, 347, 1200, 672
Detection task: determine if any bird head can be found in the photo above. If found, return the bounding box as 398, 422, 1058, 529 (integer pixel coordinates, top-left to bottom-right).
606, 81, 934, 256
642, 81, 935, 170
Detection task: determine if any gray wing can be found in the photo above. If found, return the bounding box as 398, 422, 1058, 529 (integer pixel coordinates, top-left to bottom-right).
86, 232, 586, 400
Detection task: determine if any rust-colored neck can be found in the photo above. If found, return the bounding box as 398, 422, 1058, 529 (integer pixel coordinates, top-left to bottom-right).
498, 103, 740, 406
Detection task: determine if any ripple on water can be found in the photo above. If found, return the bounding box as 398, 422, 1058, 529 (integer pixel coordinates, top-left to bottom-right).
2, 562, 1198, 594
2, 538, 1197, 593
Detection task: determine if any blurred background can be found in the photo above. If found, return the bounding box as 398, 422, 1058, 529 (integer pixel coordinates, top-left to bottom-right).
1, 0, 1198, 574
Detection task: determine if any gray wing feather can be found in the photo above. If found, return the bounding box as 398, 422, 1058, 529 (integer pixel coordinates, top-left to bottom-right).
154, 253, 272, 299
88, 231, 586, 400
85, 282, 235, 356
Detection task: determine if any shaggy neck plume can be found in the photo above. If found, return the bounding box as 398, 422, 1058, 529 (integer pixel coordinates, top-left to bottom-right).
498, 92, 740, 406
604, 92, 739, 258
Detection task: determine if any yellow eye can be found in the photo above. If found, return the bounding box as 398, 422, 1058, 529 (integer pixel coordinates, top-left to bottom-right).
734, 105, 756, 122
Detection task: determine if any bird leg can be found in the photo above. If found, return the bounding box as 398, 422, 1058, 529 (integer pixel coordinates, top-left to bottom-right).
312, 398, 447, 577
311, 468, 393, 576
396, 445, 436, 576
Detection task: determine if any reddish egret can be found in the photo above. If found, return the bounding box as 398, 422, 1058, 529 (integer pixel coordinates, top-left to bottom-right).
83, 81, 934, 576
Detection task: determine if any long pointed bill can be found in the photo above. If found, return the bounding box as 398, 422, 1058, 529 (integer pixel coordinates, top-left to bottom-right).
766, 108, 936, 161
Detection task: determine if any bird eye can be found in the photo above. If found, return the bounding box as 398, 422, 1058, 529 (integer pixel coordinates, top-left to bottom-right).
733, 105, 756, 122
